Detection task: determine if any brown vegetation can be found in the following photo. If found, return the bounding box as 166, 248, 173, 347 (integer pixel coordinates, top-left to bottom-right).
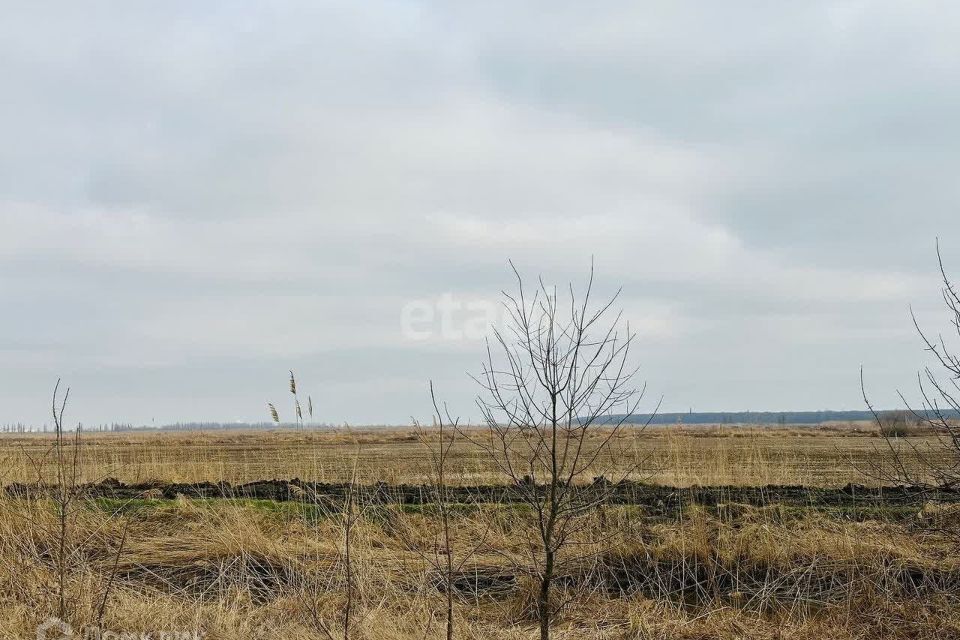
0, 424, 950, 488
1, 426, 958, 639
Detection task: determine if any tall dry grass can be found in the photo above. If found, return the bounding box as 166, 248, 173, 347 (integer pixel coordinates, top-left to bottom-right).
2, 426, 959, 638
0, 495, 957, 639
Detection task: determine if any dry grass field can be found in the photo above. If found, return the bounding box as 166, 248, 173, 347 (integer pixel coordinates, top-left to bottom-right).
0, 422, 947, 487
1, 425, 959, 639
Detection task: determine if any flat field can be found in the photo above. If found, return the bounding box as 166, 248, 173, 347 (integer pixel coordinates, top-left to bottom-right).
0, 422, 948, 487
1, 424, 958, 640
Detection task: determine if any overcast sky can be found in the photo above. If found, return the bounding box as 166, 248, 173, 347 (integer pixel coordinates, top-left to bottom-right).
2, 1, 960, 426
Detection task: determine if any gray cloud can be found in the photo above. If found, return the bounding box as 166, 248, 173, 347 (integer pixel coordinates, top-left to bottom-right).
1, 1, 958, 425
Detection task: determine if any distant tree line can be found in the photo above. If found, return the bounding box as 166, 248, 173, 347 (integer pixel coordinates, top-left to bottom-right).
0, 422, 135, 433
603, 409, 960, 426
7, 411, 958, 434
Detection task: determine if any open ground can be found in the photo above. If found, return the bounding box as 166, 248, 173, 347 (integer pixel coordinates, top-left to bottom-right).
0, 422, 947, 487
1, 424, 959, 640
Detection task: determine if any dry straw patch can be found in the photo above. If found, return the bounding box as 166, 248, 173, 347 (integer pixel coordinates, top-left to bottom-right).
0, 493, 957, 639
1, 426, 959, 639
1, 425, 950, 487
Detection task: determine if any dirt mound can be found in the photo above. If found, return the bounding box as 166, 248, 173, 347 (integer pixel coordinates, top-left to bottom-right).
6, 478, 959, 515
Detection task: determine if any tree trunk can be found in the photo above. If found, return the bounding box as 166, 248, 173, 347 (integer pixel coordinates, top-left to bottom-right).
538, 549, 554, 640
445, 512, 454, 640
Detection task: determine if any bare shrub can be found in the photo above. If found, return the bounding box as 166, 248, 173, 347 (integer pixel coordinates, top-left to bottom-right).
464, 261, 658, 640
15, 381, 129, 626
878, 410, 921, 438
863, 240, 960, 490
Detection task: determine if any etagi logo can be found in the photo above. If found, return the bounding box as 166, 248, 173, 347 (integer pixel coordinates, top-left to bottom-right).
37, 618, 203, 640
400, 294, 507, 342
